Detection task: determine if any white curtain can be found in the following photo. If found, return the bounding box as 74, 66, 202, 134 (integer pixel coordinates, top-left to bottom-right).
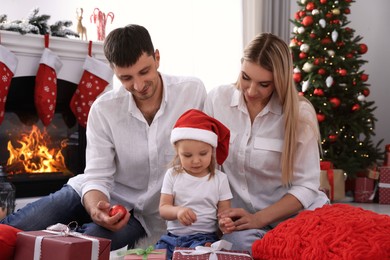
242, 0, 291, 47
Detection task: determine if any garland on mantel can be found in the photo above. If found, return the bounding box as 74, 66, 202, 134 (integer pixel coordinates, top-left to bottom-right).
0, 7, 79, 38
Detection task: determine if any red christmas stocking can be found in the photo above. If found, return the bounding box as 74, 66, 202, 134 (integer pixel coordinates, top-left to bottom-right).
0, 45, 18, 125
70, 56, 113, 128
34, 48, 63, 126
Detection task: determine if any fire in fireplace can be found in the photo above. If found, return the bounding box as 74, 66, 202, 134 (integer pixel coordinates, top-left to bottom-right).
1, 76, 86, 198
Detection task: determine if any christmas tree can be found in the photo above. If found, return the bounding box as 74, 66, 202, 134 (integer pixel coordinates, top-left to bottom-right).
290, 0, 383, 178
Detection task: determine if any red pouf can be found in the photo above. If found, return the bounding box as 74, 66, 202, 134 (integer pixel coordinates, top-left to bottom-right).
252, 204, 390, 260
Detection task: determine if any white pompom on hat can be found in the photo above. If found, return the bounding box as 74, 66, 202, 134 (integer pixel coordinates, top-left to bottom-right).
171, 109, 230, 165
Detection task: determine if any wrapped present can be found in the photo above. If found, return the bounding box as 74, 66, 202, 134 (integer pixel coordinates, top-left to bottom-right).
172, 240, 251, 260
379, 166, 390, 204
117, 246, 166, 260
14, 223, 111, 260
354, 177, 375, 203
367, 167, 380, 180
319, 161, 346, 202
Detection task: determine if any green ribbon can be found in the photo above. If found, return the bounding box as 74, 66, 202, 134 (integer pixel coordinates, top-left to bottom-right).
117, 245, 164, 260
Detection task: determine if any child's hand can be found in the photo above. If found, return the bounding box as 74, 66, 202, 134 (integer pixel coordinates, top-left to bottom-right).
219, 217, 235, 234
177, 207, 197, 226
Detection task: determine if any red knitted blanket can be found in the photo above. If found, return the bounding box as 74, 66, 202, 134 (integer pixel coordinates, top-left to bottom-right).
252, 204, 390, 260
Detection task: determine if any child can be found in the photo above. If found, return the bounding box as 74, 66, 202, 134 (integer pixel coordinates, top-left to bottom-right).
155, 109, 233, 259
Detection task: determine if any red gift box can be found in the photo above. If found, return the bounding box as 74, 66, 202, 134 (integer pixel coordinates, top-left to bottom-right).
173, 247, 251, 260
14, 230, 111, 260
354, 177, 375, 203
379, 166, 390, 204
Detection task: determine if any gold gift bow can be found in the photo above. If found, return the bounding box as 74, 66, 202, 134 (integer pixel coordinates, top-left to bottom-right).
117, 245, 164, 260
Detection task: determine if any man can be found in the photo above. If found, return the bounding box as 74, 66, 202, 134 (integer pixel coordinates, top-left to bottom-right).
1, 24, 207, 250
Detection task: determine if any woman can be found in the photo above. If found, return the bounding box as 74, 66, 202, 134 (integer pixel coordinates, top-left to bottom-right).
203, 33, 329, 253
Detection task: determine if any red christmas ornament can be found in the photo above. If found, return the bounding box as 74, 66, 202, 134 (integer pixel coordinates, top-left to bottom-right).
318, 68, 326, 75
337, 41, 345, 47
317, 113, 326, 123
306, 2, 315, 11
360, 73, 369, 82
344, 8, 351, 14
321, 38, 332, 45
320, 0, 327, 4
362, 88, 370, 97
326, 12, 333, 19
331, 19, 340, 25
359, 44, 368, 54
293, 73, 302, 83
338, 69, 347, 76
299, 11, 306, 18
328, 134, 338, 142
314, 58, 324, 65
302, 16, 314, 26
352, 104, 360, 111
329, 97, 341, 108
310, 33, 316, 39
313, 88, 325, 96
295, 12, 300, 20
345, 53, 354, 59
299, 52, 308, 59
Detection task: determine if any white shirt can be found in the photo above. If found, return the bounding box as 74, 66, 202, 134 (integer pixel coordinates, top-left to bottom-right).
204, 84, 329, 216
161, 168, 233, 236
67, 73, 207, 236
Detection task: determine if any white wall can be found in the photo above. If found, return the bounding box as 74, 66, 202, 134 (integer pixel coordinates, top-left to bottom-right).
1, 0, 242, 91
290, 0, 390, 150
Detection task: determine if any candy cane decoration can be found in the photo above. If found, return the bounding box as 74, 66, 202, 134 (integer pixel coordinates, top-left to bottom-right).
90, 8, 114, 41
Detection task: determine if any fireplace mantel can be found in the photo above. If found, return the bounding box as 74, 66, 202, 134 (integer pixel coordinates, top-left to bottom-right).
0, 30, 108, 84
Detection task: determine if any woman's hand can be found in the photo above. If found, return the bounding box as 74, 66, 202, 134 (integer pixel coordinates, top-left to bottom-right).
218, 208, 262, 231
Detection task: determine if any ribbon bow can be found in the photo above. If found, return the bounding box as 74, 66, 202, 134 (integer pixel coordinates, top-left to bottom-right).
117, 245, 164, 260
34, 222, 100, 260
176, 240, 251, 260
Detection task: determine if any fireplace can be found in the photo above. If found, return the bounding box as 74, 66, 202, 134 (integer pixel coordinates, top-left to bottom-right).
0, 31, 108, 198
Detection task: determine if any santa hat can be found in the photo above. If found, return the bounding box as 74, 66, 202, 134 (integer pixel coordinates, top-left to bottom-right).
171, 109, 230, 165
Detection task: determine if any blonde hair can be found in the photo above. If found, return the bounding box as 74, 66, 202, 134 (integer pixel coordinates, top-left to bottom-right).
170, 142, 217, 179
238, 33, 320, 185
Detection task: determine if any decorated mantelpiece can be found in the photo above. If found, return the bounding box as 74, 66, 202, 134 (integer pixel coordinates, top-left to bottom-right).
0, 30, 107, 84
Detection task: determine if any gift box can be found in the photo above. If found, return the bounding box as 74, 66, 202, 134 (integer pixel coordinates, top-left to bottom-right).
379, 166, 390, 204
319, 161, 346, 202
14, 226, 111, 260
172, 240, 251, 260
354, 177, 375, 203
121, 246, 166, 260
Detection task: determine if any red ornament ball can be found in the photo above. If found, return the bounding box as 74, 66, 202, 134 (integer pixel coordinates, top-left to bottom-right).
320, 0, 327, 4
109, 204, 127, 220
306, 2, 315, 11
310, 33, 316, 39
344, 8, 351, 14
359, 43, 368, 54
362, 88, 370, 97
317, 113, 326, 123
352, 104, 360, 111
338, 69, 347, 76
299, 11, 306, 18
302, 16, 314, 26
329, 97, 341, 108
314, 88, 325, 96
360, 74, 369, 82
328, 134, 338, 142
299, 52, 308, 59
345, 53, 354, 59
321, 38, 332, 45
293, 73, 302, 83
318, 68, 326, 75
